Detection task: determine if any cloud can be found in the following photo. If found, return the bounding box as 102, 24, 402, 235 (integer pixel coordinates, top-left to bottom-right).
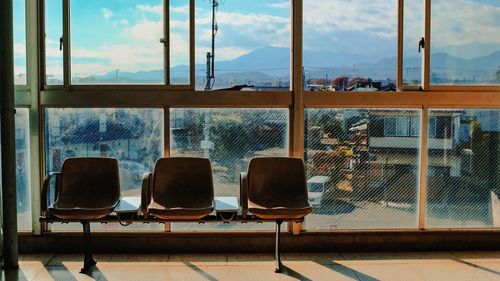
101, 8, 113, 20
113, 19, 129, 27
266, 1, 290, 9
136, 4, 162, 15
172, 5, 189, 14
196, 11, 290, 58
431, 0, 500, 47
14, 43, 26, 56
303, 0, 396, 37
171, 19, 189, 30
125, 19, 163, 42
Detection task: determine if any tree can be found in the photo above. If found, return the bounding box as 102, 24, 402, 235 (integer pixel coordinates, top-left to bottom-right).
210, 115, 250, 182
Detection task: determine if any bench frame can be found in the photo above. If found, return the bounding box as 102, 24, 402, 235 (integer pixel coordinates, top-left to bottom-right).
40, 214, 303, 273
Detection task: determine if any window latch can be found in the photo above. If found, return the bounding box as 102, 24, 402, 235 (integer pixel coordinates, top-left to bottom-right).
59, 37, 64, 51
418, 37, 425, 53
160, 38, 166, 44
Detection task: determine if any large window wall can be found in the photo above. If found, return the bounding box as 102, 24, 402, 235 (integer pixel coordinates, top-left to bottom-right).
9, 0, 500, 234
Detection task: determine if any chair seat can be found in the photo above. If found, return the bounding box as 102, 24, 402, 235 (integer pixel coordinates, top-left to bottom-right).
48, 204, 117, 220
148, 201, 214, 220
249, 201, 312, 220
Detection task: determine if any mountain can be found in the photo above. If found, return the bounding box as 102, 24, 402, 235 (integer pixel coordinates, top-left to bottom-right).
87, 46, 500, 85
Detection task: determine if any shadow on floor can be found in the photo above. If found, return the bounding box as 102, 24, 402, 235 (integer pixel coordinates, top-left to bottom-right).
1, 268, 28, 281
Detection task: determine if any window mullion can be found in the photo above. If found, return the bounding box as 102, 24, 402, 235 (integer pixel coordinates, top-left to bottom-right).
189, 0, 195, 90
163, 0, 169, 85
397, 0, 404, 90
422, 0, 431, 90
62, 0, 70, 89
290, 0, 303, 159
418, 106, 429, 229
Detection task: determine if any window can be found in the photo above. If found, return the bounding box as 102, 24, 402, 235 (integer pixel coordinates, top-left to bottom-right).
170, 108, 289, 230
410, 116, 419, 137
426, 109, 500, 228
16, 108, 31, 231
402, 0, 424, 86
305, 109, 420, 230
45, 0, 63, 85
169, 0, 190, 85
14, 0, 27, 85
384, 116, 410, 137
431, 0, 500, 85
428, 117, 437, 138
70, 0, 165, 84
45, 108, 164, 231
303, 0, 397, 92
195, 0, 291, 91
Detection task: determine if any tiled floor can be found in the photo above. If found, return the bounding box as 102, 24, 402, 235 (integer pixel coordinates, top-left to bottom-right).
2, 251, 500, 281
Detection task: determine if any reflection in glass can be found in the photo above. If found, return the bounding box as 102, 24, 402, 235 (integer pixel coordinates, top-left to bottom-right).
303, 0, 397, 91
45, 108, 164, 231
427, 109, 500, 228
305, 109, 420, 230
170, 108, 289, 230
431, 0, 500, 85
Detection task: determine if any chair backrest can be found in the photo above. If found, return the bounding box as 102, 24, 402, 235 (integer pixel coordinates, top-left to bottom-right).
152, 157, 214, 207
247, 157, 308, 208
55, 157, 121, 208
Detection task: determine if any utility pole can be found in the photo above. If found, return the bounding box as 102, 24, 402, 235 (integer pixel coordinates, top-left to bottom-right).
203, 0, 219, 158
204, 0, 219, 91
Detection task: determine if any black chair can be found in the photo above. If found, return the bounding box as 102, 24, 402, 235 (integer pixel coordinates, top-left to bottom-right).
42, 157, 121, 273
241, 157, 312, 273
143, 157, 214, 220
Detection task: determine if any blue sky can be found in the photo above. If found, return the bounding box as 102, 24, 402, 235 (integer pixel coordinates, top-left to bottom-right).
13, 0, 500, 81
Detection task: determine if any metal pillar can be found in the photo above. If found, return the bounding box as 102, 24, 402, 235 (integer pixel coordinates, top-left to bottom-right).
81, 221, 96, 273
0, 0, 19, 269
274, 220, 283, 273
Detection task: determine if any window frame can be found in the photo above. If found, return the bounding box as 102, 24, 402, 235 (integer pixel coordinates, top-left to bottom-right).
9, 0, 498, 234
39, 0, 196, 90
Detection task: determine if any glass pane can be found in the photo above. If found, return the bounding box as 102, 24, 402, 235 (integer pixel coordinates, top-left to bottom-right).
45, 108, 164, 231
403, 0, 423, 86
170, 108, 289, 230
16, 108, 31, 231
305, 109, 420, 230
45, 0, 64, 85
71, 0, 164, 84
303, 0, 397, 92
195, 0, 290, 91
426, 109, 500, 228
169, 0, 190, 85
14, 0, 27, 85
431, 0, 500, 85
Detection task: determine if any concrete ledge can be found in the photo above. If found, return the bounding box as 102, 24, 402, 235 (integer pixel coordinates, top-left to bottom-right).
19, 230, 500, 254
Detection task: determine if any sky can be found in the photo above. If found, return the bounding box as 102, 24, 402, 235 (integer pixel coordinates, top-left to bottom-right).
12, 0, 500, 82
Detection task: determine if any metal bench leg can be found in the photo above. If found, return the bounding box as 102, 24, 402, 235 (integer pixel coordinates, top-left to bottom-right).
80, 221, 97, 273
274, 220, 283, 273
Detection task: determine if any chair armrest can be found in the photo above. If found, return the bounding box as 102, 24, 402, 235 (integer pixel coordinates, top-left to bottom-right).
240, 172, 248, 219
141, 172, 153, 218
41, 172, 60, 216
